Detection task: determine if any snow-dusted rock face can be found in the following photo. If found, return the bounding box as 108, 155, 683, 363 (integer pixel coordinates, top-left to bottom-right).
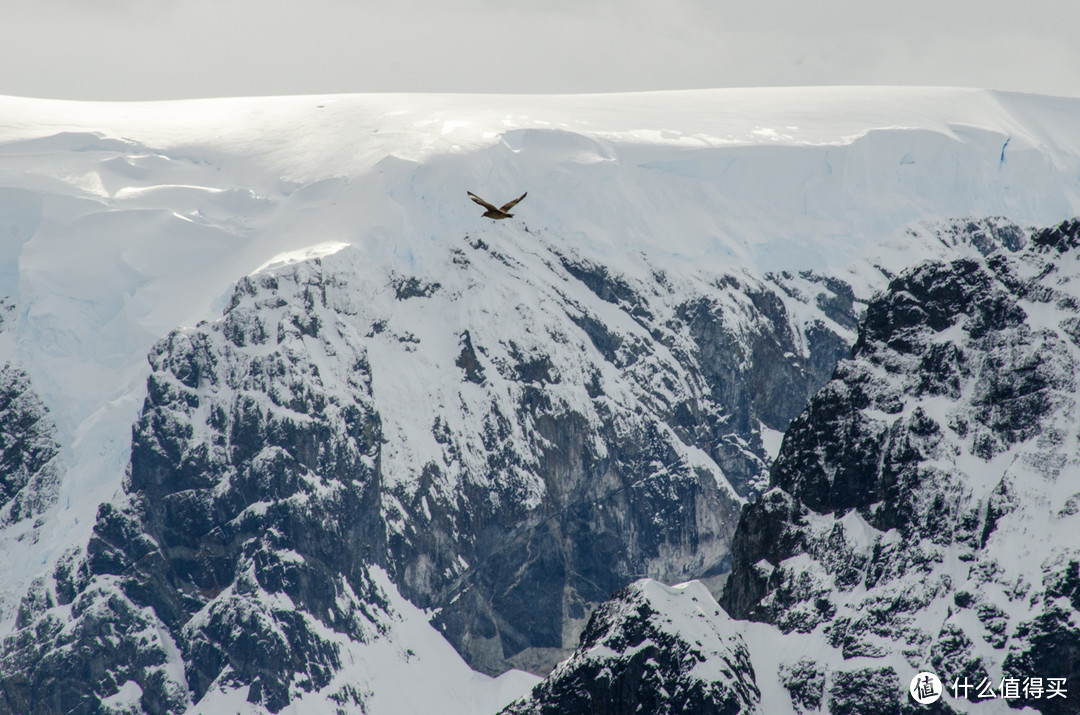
502, 579, 760, 715
0, 364, 60, 532
0, 297, 63, 630
721, 218, 1080, 713
2, 264, 389, 714
0, 211, 853, 711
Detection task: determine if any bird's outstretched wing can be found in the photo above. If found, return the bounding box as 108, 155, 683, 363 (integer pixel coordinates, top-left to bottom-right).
499, 192, 527, 212
468, 191, 499, 212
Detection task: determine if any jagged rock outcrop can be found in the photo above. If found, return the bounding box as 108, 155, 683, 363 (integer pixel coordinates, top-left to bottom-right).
2, 265, 388, 714
0, 298, 63, 628
722, 218, 1080, 713
916, 216, 1029, 257
502, 579, 760, 715
0, 365, 61, 530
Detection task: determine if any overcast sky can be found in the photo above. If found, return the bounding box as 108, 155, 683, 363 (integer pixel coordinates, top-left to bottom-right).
2, 0, 1079, 100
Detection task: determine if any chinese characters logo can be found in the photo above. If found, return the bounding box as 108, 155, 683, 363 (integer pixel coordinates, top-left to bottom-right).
910, 672, 943, 705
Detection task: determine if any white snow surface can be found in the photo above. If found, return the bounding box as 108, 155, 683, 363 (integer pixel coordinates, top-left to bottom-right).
187, 567, 538, 715
2, 87, 1080, 712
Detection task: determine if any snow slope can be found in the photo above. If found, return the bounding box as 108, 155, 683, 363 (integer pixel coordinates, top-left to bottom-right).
1, 87, 1079, 712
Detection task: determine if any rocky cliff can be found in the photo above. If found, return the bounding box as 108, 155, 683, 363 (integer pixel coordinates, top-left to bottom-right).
722, 219, 1080, 715
0, 214, 856, 712
0, 297, 63, 632
509, 218, 1080, 714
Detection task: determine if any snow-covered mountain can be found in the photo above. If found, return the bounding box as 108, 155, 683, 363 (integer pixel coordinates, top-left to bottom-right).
721, 218, 1080, 714
0, 87, 1079, 713
509, 218, 1080, 715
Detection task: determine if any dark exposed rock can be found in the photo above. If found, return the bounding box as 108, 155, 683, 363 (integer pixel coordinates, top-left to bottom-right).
392, 274, 441, 300
558, 257, 855, 499
422, 409, 743, 676
1030, 218, 1080, 253
802, 271, 860, 331
456, 329, 487, 384
855, 258, 1026, 355
923, 216, 1028, 256
400, 253, 856, 675
567, 311, 623, 365
719, 488, 807, 621
2, 264, 386, 714
0, 365, 61, 528
779, 659, 825, 714
0, 304, 64, 635
828, 667, 901, 715
560, 257, 654, 323
676, 288, 848, 496
1002, 604, 1080, 714
721, 220, 1080, 714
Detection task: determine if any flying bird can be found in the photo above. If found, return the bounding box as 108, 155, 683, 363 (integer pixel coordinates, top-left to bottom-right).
468, 191, 527, 220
